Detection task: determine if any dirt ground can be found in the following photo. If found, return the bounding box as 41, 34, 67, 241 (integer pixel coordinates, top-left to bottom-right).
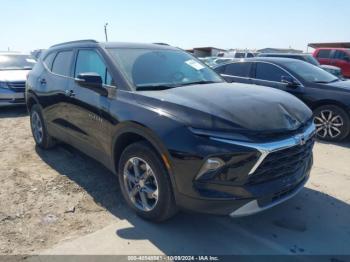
0, 107, 124, 254
1, 106, 350, 255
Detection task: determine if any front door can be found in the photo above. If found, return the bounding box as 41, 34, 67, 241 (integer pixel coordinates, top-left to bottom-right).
66, 49, 115, 164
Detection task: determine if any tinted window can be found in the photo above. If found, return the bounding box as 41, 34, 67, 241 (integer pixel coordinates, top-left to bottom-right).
214, 65, 226, 74
334, 51, 350, 61
247, 53, 254, 58
75, 50, 113, 85
316, 50, 331, 59
255, 63, 289, 82
43, 52, 56, 70
52, 51, 73, 76
224, 62, 252, 77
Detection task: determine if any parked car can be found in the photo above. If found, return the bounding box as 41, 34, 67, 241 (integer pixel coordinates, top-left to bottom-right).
214, 57, 350, 141
258, 53, 343, 78
313, 48, 350, 78
218, 51, 256, 58
26, 40, 315, 221
0, 53, 36, 107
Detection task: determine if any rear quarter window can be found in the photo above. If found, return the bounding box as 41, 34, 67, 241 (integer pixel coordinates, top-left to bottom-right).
43, 52, 56, 70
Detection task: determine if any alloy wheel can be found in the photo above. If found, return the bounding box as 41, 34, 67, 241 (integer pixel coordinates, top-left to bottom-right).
314, 110, 344, 139
123, 157, 159, 212
31, 111, 43, 144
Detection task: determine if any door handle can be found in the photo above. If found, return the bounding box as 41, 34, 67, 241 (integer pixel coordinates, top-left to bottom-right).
65, 90, 75, 97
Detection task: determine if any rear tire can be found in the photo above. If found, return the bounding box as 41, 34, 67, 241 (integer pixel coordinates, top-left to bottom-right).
314, 105, 350, 142
118, 141, 178, 222
30, 104, 56, 149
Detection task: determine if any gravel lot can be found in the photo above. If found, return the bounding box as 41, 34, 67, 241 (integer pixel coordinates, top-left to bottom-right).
0, 106, 350, 255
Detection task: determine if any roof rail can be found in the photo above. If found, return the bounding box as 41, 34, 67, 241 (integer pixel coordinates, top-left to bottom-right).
153, 43, 170, 46
50, 39, 98, 48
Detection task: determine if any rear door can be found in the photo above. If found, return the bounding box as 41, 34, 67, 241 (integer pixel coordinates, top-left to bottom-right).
220, 62, 253, 84
40, 50, 75, 143
251, 62, 304, 100
65, 48, 115, 163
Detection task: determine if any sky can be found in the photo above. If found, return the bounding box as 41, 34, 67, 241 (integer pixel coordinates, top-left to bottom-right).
0, 0, 349, 53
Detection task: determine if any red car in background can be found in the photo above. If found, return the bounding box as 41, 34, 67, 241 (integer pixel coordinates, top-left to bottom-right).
313, 48, 350, 78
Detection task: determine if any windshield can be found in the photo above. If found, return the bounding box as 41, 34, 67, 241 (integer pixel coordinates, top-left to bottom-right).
284, 60, 338, 83
0, 54, 36, 70
107, 48, 223, 90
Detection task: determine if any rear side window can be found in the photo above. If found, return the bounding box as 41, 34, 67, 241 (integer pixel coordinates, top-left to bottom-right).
255, 63, 288, 82
334, 51, 350, 61
224, 62, 252, 78
43, 52, 56, 70
75, 50, 113, 85
316, 50, 331, 59
52, 51, 73, 76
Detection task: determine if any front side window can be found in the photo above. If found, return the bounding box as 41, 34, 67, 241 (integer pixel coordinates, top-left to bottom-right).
107, 48, 222, 90
224, 62, 252, 78
75, 50, 113, 85
0, 54, 36, 70
316, 50, 331, 59
255, 63, 289, 82
52, 51, 73, 76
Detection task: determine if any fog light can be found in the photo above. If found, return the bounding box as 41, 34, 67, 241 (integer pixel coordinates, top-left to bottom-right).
196, 157, 225, 180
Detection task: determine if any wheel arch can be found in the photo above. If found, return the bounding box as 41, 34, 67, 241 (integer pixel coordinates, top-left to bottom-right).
111, 121, 176, 187
310, 99, 350, 115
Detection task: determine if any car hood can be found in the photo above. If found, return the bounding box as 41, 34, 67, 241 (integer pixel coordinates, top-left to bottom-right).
134, 83, 312, 133
320, 65, 341, 71
0, 70, 29, 82
325, 80, 350, 90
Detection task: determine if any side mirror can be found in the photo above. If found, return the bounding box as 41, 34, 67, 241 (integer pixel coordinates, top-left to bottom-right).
75, 72, 107, 96
281, 75, 299, 87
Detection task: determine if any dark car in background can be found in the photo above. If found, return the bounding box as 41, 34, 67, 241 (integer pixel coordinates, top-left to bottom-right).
258, 53, 342, 78
313, 48, 350, 78
26, 40, 315, 221
215, 57, 350, 141
0, 53, 36, 107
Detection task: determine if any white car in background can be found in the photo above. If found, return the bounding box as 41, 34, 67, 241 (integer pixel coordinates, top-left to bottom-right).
0, 53, 36, 107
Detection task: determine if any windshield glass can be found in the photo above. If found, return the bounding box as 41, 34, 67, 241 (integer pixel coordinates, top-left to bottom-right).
107, 48, 223, 90
0, 54, 36, 70
284, 60, 338, 83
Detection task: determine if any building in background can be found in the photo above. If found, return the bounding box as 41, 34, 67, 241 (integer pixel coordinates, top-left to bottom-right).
186, 47, 226, 57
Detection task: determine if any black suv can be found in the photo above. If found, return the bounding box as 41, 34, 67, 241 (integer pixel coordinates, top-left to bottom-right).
215, 57, 350, 142
26, 40, 315, 221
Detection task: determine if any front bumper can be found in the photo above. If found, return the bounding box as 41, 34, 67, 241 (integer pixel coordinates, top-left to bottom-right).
172, 123, 315, 216
0, 88, 25, 106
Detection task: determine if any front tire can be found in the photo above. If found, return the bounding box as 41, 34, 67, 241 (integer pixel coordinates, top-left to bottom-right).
118, 141, 177, 222
314, 105, 350, 142
30, 104, 56, 149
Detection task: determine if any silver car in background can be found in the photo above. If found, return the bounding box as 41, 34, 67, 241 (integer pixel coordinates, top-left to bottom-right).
0, 53, 36, 107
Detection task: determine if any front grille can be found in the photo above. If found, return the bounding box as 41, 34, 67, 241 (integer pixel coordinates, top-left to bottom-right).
8, 81, 26, 92
249, 138, 314, 185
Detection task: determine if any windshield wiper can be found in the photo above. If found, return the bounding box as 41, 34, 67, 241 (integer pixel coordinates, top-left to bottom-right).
177, 80, 220, 87
314, 79, 339, 84
136, 84, 177, 91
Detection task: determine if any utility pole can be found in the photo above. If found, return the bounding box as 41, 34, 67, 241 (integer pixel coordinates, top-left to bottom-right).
104, 23, 109, 42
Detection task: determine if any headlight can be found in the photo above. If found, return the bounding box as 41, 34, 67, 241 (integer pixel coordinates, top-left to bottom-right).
0, 81, 9, 89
